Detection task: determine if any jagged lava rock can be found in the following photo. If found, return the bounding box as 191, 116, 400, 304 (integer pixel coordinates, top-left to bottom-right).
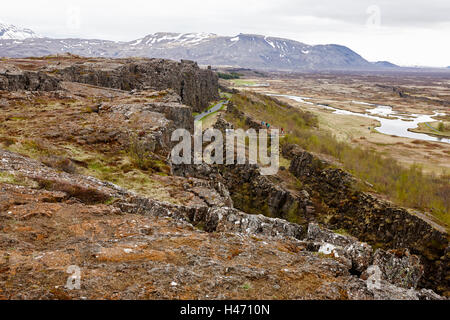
0, 56, 219, 112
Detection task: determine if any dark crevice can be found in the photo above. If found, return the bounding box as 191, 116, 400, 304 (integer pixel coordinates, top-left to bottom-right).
349, 264, 362, 277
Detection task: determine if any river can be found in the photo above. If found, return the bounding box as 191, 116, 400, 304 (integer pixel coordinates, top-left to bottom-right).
270, 94, 450, 144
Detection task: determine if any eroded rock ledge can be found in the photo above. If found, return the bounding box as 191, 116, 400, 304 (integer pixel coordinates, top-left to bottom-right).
282, 143, 449, 295
0, 56, 219, 112
170, 115, 448, 296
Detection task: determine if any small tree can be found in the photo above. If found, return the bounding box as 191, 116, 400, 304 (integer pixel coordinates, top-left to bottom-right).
438, 122, 445, 132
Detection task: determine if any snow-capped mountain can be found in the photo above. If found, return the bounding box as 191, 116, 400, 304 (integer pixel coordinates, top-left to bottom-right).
130, 32, 217, 47
120, 33, 375, 70
0, 22, 40, 40
0, 30, 395, 71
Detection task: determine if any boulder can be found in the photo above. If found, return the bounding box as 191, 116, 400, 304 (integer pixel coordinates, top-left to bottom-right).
307, 223, 373, 273
203, 207, 305, 239
363, 248, 424, 289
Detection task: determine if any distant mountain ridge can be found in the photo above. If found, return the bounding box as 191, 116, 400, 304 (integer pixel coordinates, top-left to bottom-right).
0, 23, 400, 71
372, 61, 398, 68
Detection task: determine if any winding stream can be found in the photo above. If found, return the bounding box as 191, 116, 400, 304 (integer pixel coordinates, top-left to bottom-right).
271, 94, 450, 144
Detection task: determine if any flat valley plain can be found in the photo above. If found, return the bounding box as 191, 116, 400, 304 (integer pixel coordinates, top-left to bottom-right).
226, 70, 450, 175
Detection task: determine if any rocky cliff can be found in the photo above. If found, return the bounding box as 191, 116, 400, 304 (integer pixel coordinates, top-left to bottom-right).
0, 65, 60, 91
282, 144, 449, 294
0, 55, 219, 112
171, 105, 449, 296
172, 120, 449, 293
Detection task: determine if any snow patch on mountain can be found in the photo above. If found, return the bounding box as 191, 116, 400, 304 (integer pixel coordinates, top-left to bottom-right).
0, 22, 40, 40
264, 36, 276, 48
134, 32, 216, 47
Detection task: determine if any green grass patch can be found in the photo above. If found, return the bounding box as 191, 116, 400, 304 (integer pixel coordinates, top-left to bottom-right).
231, 79, 257, 86
0, 171, 21, 185
220, 92, 232, 99
0, 171, 38, 188
229, 92, 318, 131
410, 121, 450, 138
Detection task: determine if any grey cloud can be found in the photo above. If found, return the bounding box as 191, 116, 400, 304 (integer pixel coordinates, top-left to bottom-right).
265, 0, 450, 27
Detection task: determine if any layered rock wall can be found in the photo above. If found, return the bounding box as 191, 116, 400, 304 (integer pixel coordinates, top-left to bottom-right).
57, 59, 218, 111
283, 143, 449, 295
0, 57, 219, 112
0, 70, 60, 91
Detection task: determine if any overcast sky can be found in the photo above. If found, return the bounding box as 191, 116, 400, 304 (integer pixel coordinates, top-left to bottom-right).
1, 0, 449, 67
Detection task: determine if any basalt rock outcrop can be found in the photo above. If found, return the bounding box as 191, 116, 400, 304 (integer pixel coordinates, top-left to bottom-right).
282, 143, 449, 295
0, 65, 60, 91
172, 116, 314, 223
218, 164, 313, 221
0, 56, 219, 112
99, 99, 194, 153
170, 100, 448, 297
56, 58, 218, 112
174, 163, 313, 222
306, 222, 373, 273
365, 248, 424, 289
